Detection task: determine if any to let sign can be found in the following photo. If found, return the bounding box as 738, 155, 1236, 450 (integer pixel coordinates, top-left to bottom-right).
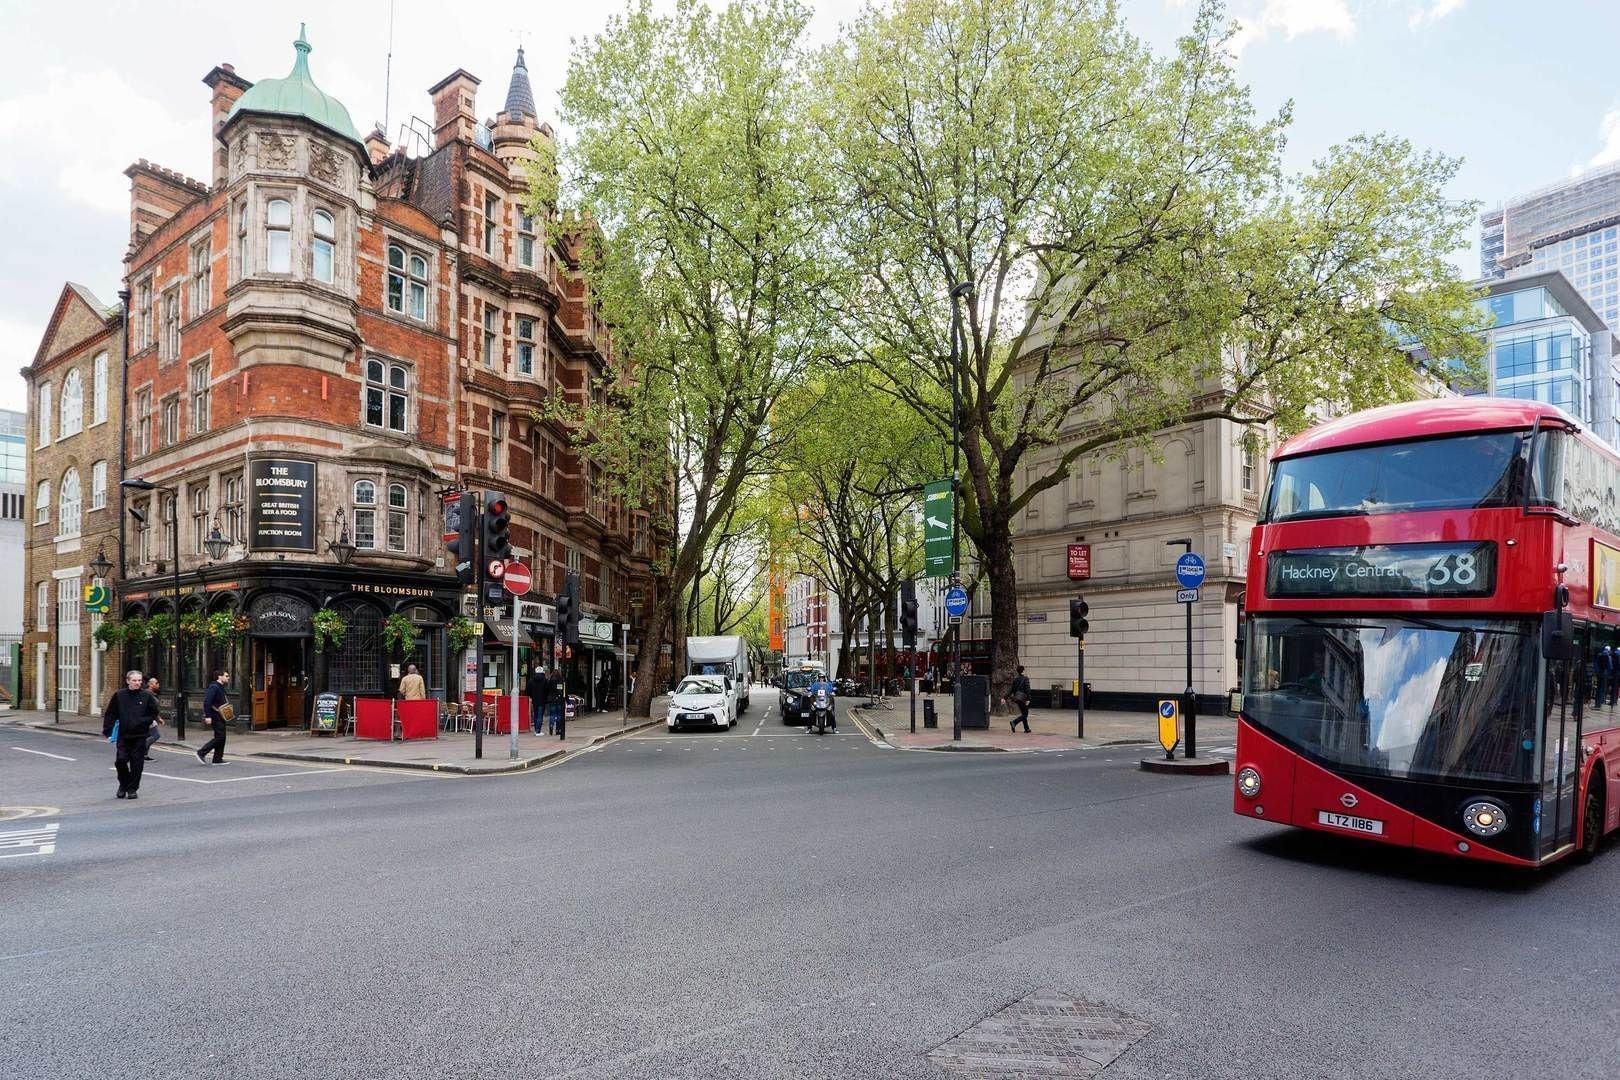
249, 458, 316, 552
1067, 543, 1091, 581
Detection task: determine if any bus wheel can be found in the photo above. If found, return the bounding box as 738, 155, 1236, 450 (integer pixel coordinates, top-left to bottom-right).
1578, 778, 1605, 862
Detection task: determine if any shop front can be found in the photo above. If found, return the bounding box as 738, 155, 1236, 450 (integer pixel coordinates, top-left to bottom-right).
575, 616, 622, 711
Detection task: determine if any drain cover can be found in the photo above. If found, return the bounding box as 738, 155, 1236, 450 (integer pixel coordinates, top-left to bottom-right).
928, 989, 1151, 1078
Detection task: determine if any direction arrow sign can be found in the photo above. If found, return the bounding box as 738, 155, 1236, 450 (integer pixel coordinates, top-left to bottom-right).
1157, 699, 1180, 755
922, 480, 955, 579
1175, 588, 1200, 604
503, 562, 532, 596
1175, 553, 1206, 590
944, 586, 970, 618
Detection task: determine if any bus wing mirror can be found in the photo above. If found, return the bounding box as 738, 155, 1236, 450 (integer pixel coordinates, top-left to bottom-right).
1541, 611, 1578, 661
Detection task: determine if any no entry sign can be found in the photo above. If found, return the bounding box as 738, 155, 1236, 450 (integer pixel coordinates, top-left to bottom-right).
503, 562, 532, 596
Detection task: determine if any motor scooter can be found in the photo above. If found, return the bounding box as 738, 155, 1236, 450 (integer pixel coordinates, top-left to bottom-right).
809, 685, 835, 735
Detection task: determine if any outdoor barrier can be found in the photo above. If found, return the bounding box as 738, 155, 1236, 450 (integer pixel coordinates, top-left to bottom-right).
491, 696, 531, 734
354, 697, 393, 740
397, 700, 438, 741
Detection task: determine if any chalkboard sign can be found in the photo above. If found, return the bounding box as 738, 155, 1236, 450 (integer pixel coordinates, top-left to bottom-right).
312, 693, 342, 733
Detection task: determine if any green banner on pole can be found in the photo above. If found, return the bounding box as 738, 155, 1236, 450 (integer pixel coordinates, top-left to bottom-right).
923, 480, 955, 578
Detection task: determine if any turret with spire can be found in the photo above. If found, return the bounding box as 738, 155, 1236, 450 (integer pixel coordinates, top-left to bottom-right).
504, 47, 537, 121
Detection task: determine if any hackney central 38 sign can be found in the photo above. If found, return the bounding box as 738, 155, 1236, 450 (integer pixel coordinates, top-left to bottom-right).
249, 458, 317, 552
1266, 541, 1495, 599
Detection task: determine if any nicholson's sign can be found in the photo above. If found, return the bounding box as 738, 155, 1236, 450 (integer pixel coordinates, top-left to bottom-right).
249, 458, 316, 552
1266, 542, 1495, 599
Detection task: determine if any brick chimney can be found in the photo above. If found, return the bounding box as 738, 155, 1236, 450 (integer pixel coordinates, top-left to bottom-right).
126, 160, 209, 248
202, 64, 252, 187
364, 126, 391, 166
428, 69, 480, 149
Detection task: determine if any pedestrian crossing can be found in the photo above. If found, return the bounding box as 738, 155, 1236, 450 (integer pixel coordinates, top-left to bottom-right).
0, 821, 59, 860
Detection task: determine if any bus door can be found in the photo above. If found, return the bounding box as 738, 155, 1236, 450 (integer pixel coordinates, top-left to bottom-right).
1538, 645, 1581, 859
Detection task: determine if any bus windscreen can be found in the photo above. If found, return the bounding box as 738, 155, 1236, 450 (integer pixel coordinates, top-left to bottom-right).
1266, 433, 1524, 523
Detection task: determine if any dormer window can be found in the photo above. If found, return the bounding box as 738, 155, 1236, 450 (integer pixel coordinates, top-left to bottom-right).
266, 198, 292, 273
312, 209, 335, 284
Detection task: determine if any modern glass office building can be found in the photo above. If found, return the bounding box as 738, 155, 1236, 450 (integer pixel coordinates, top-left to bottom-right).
1481, 163, 1620, 329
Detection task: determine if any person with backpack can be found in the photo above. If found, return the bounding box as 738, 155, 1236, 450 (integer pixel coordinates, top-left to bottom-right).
103, 670, 160, 800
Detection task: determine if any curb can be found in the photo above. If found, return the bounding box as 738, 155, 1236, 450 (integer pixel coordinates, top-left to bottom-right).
20, 717, 663, 775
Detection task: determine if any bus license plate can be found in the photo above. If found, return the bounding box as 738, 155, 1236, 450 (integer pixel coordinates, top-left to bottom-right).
1317, 810, 1384, 836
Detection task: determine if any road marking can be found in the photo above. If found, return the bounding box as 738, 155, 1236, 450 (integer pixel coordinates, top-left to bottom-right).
11, 746, 75, 761
114, 766, 353, 785
0, 806, 61, 822
0, 822, 58, 860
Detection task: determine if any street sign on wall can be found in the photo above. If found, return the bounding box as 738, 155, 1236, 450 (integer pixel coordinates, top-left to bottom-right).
1067, 543, 1091, 581
922, 480, 955, 578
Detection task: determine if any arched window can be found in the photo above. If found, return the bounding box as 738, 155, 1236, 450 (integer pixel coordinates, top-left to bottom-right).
34, 479, 49, 525
364, 360, 410, 434
59, 369, 82, 438
58, 468, 81, 539
353, 479, 377, 549
312, 209, 335, 284
266, 198, 292, 273
92, 352, 108, 424
386, 244, 429, 320
387, 483, 408, 552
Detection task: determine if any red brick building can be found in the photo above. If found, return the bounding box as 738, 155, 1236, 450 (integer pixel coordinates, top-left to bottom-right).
110, 29, 669, 728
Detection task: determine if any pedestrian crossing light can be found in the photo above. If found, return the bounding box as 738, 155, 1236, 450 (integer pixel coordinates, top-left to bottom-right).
1070, 597, 1089, 638
558, 571, 582, 645
446, 491, 476, 585
482, 492, 511, 563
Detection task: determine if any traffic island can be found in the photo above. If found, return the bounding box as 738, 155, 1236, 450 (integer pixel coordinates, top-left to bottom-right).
1139, 754, 1231, 775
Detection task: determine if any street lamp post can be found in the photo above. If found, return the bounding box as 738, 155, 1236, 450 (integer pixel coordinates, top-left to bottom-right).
1166, 537, 1196, 759
948, 280, 973, 742
89, 549, 113, 717
122, 478, 185, 741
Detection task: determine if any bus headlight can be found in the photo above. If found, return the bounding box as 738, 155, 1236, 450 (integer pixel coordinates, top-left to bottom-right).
1236, 767, 1262, 799
1462, 801, 1507, 838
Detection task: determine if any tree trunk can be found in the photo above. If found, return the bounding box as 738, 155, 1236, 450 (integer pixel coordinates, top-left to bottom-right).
983, 526, 1020, 716
628, 599, 672, 718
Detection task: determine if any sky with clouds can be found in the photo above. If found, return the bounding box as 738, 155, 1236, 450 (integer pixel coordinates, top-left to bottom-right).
2, 0, 1618, 413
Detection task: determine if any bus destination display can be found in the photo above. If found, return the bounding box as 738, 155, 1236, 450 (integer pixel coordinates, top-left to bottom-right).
1266, 542, 1495, 599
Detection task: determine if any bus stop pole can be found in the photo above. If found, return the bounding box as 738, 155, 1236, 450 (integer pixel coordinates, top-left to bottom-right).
1184, 593, 1196, 759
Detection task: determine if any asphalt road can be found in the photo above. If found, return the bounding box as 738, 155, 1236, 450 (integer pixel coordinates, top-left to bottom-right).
4, 702, 1618, 1080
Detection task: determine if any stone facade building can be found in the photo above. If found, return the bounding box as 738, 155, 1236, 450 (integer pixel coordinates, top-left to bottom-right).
93, 29, 668, 729
21, 284, 125, 715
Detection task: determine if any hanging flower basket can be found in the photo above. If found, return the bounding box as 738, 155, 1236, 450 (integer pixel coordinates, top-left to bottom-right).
93, 621, 125, 650
121, 616, 152, 650
311, 608, 347, 653
146, 613, 176, 646
382, 613, 418, 657
179, 611, 209, 641
204, 611, 244, 646
447, 615, 480, 654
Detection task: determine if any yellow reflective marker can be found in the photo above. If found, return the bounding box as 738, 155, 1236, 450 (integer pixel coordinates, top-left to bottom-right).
1157, 699, 1180, 757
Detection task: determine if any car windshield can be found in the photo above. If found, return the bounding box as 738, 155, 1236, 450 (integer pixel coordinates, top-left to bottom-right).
1265, 433, 1525, 523
678, 677, 723, 696
782, 672, 815, 689
1244, 616, 1537, 783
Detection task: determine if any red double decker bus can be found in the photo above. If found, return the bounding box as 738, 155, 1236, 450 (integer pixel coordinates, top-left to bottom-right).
1236, 398, 1620, 867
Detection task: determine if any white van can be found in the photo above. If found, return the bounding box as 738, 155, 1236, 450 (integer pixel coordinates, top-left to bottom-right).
685, 636, 751, 714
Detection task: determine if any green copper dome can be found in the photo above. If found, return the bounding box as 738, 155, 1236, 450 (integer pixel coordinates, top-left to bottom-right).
229, 25, 361, 144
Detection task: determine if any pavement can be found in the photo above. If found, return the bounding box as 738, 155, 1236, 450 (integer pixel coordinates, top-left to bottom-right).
5, 697, 1620, 1079
11, 698, 669, 774
852, 692, 1236, 755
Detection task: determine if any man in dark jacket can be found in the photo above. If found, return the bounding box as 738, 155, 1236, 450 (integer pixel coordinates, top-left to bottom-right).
103, 670, 160, 799
197, 669, 231, 764
1009, 665, 1032, 733
525, 663, 550, 736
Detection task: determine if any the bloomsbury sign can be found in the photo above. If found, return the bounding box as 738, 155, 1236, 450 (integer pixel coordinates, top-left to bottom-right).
249, 458, 316, 552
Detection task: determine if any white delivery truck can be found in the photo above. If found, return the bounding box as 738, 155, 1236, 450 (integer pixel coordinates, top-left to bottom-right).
685, 636, 751, 713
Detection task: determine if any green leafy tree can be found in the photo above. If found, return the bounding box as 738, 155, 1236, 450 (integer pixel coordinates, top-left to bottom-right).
537, 0, 837, 716
815, 0, 1484, 707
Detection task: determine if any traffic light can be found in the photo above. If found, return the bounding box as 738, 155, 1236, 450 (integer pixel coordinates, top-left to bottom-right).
558, 571, 582, 645
1069, 596, 1090, 638
482, 491, 511, 564
445, 491, 476, 585
900, 580, 919, 648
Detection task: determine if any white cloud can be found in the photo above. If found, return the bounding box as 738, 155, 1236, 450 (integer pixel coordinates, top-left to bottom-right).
1590, 106, 1620, 170
1226, 0, 1356, 57
1408, 0, 1467, 30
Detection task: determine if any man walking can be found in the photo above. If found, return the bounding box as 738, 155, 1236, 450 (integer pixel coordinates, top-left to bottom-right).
525, 662, 550, 735
103, 670, 159, 799
398, 662, 426, 700
1009, 665, 1032, 733
197, 670, 231, 764
142, 676, 164, 760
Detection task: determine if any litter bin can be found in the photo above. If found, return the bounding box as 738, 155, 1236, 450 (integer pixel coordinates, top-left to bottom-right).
923, 698, 938, 729
1050, 682, 1065, 708
957, 675, 990, 730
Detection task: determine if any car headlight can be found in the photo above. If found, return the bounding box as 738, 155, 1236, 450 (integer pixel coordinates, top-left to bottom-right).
1462, 801, 1507, 838
1236, 767, 1262, 799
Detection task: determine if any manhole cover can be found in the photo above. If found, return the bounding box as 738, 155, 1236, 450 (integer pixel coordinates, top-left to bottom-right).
928, 989, 1151, 1078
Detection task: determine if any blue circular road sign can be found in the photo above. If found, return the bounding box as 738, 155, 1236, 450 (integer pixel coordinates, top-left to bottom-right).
944, 586, 970, 617
1159, 700, 1177, 719
1175, 553, 1206, 590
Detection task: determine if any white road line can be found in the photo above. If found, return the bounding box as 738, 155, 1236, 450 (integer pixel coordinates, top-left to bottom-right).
11, 747, 75, 761
115, 767, 353, 785
0, 822, 59, 859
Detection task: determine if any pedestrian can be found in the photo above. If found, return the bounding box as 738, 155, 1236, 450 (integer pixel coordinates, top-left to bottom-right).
525, 662, 550, 735
1009, 665, 1032, 733
551, 669, 567, 735
143, 676, 164, 760
398, 662, 426, 700
196, 669, 232, 765
103, 670, 160, 800
597, 668, 611, 711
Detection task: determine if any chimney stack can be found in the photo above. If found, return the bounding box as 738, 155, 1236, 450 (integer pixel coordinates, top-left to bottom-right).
428, 69, 481, 150
202, 64, 252, 187
364, 126, 391, 166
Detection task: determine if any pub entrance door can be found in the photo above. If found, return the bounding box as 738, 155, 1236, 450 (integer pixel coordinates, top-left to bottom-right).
250, 637, 311, 728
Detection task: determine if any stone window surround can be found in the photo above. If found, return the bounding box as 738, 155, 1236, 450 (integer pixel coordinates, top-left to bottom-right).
189, 229, 213, 319
189, 354, 213, 436
362, 354, 414, 437
131, 383, 153, 459
381, 233, 435, 323
240, 183, 354, 297
91, 351, 109, 427
348, 470, 427, 556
